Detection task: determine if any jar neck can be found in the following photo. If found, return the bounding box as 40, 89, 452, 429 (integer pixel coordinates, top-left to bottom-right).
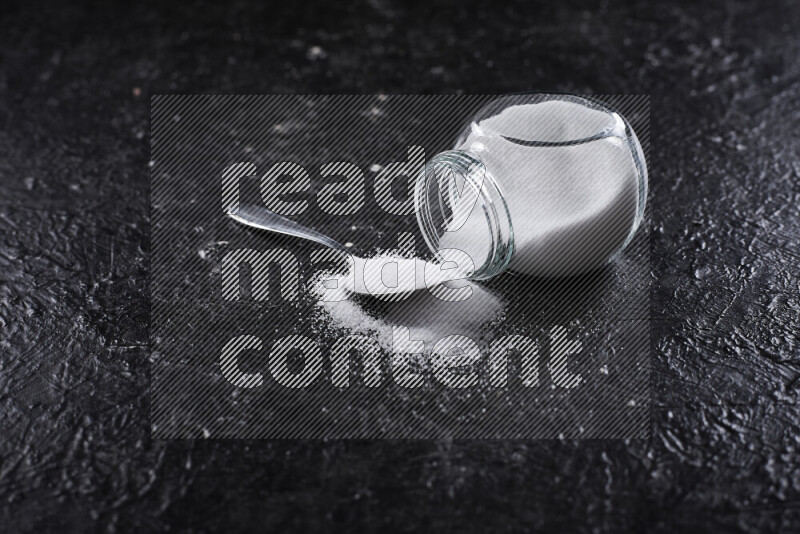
414, 150, 515, 280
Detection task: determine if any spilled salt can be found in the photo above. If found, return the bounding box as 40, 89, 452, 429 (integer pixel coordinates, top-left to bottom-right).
311, 253, 505, 352
315, 253, 472, 299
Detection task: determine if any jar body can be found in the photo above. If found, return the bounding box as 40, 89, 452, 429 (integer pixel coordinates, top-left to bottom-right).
415, 94, 647, 278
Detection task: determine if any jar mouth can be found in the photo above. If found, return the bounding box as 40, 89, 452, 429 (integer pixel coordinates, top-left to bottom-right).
414, 150, 514, 280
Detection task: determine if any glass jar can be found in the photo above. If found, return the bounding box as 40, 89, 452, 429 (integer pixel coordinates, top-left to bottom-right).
414, 94, 647, 279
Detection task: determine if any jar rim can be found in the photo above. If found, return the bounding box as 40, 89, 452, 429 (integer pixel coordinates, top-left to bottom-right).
414, 150, 514, 280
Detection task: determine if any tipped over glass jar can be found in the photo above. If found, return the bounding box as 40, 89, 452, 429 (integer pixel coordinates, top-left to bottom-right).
414, 93, 648, 279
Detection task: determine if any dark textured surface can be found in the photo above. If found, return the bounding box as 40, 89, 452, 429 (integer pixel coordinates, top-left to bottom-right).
1, 0, 799, 531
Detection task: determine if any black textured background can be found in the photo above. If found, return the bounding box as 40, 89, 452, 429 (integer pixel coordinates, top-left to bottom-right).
1, 0, 799, 531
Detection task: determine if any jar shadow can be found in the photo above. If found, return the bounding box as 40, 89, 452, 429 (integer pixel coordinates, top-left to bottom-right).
347, 261, 632, 351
